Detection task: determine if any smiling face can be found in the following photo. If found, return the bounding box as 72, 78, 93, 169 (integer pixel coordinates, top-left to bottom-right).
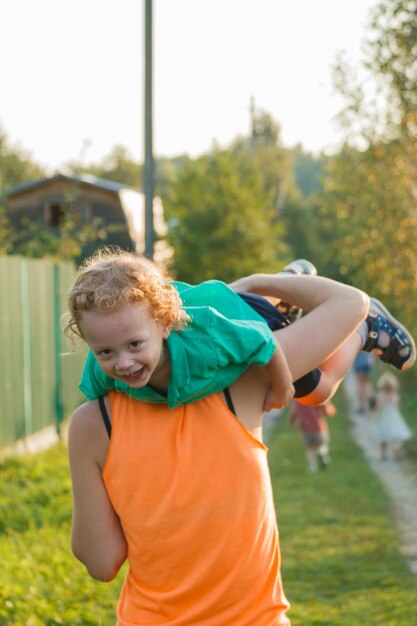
79, 302, 171, 391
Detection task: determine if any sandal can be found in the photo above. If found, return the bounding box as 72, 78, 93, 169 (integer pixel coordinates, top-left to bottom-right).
363, 298, 416, 371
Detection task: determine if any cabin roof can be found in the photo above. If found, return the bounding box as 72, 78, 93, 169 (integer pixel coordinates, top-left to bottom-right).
8, 172, 139, 196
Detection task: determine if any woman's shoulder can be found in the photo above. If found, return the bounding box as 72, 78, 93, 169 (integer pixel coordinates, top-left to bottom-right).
69, 397, 111, 468
70, 399, 105, 433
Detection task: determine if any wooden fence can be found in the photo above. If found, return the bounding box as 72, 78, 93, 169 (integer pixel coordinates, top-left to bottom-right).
0, 256, 86, 448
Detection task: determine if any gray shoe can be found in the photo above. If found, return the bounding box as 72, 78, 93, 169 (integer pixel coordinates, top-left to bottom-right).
282, 259, 317, 277
277, 259, 317, 322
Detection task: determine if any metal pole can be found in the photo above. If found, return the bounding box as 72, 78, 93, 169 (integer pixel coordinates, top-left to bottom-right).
144, 0, 154, 259
53, 264, 64, 435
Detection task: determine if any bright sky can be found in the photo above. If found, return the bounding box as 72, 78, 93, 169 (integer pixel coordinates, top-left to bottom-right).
1, 0, 379, 172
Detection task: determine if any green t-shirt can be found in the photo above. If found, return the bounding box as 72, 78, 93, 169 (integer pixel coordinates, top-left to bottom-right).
79, 280, 276, 408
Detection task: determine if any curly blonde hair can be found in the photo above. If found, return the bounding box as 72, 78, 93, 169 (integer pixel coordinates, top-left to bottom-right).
64, 247, 190, 340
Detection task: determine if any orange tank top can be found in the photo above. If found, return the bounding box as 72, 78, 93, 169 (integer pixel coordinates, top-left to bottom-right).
102, 390, 291, 626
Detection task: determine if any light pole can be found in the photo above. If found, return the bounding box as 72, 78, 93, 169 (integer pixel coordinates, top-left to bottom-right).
144, 0, 154, 259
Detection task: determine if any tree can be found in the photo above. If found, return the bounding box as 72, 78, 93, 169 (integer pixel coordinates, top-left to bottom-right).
12, 212, 109, 262
367, 0, 417, 143
67, 145, 141, 188
0, 208, 14, 255
280, 146, 328, 269
65, 145, 192, 199
315, 0, 417, 340
231, 108, 295, 211
164, 148, 287, 283
292, 146, 327, 199
0, 128, 46, 193
0, 128, 47, 256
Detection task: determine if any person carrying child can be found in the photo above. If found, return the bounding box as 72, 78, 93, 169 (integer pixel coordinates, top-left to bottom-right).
289, 399, 336, 472
66, 248, 415, 625
352, 351, 375, 414
371, 371, 412, 460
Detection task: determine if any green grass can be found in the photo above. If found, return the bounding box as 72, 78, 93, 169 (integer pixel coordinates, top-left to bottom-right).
2, 396, 417, 625
0, 443, 123, 625
268, 398, 417, 625
401, 377, 417, 476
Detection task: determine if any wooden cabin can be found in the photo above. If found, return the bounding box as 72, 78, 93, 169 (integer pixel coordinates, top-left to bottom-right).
5, 172, 169, 262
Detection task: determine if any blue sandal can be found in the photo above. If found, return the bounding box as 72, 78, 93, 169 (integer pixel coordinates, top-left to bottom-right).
363, 298, 416, 371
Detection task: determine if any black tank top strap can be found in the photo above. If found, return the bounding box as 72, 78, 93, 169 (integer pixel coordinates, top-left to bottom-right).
98, 396, 112, 438
223, 387, 236, 416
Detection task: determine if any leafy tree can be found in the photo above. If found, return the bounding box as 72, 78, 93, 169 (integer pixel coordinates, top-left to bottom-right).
12, 212, 109, 262
292, 146, 327, 198
164, 148, 287, 283
319, 142, 417, 285
234, 110, 331, 272
0, 128, 46, 193
281, 197, 324, 271
231, 108, 295, 210
155, 154, 192, 198
0, 128, 47, 256
66, 145, 192, 200
315, 0, 417, 343
367, 0, 417, 143
67, 145, 141, 188
279, 146, 329, 270
0, 208, 14, 255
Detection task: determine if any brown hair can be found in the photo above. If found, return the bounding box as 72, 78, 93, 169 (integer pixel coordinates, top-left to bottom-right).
64, 247, 190, 340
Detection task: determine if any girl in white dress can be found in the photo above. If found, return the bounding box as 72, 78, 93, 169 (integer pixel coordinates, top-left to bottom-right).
372, 372, 412, 460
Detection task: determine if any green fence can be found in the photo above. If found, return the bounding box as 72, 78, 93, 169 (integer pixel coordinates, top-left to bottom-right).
0, 256, 86, 448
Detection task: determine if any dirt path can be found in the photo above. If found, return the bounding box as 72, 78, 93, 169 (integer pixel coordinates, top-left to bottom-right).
344, 372, 417, 576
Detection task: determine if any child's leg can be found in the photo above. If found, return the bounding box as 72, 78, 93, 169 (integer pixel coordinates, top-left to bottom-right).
392, 440, 403, 460
290, 297, 415, 405
356, 371, 373, 413
295, 332, 362, 406
233, 273, 369, 385
230, 273, 369, 382
380, 441, 388, 460
237, 289, 360, 404
317, 435, 331, 468
232, 273, 415, 403
305, 446, 318, 473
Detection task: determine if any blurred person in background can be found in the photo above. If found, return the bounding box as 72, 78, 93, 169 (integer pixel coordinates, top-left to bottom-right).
353, 351, 375, 414
290, 400, 336, 472
371, 371, 411, 461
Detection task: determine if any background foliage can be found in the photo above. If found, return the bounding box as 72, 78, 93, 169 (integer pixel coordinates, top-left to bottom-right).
2, 0, 417, 621
0, 0, 416, 343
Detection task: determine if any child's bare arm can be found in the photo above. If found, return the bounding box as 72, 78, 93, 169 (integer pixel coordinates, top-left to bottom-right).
68, 401, 127, 581
229, 273, 368, 315
323, 401, 337, 417
264, 343, 294, 411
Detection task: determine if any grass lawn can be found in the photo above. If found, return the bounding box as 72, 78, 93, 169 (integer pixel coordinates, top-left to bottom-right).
268, 397, 417, 625
401, 376, 417, 480
0, 444, 123, 625
1, 393, 417, 625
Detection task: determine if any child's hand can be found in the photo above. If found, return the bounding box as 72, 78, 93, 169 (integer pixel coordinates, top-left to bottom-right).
264, 342, 294, 412
263, 383, 295, 412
